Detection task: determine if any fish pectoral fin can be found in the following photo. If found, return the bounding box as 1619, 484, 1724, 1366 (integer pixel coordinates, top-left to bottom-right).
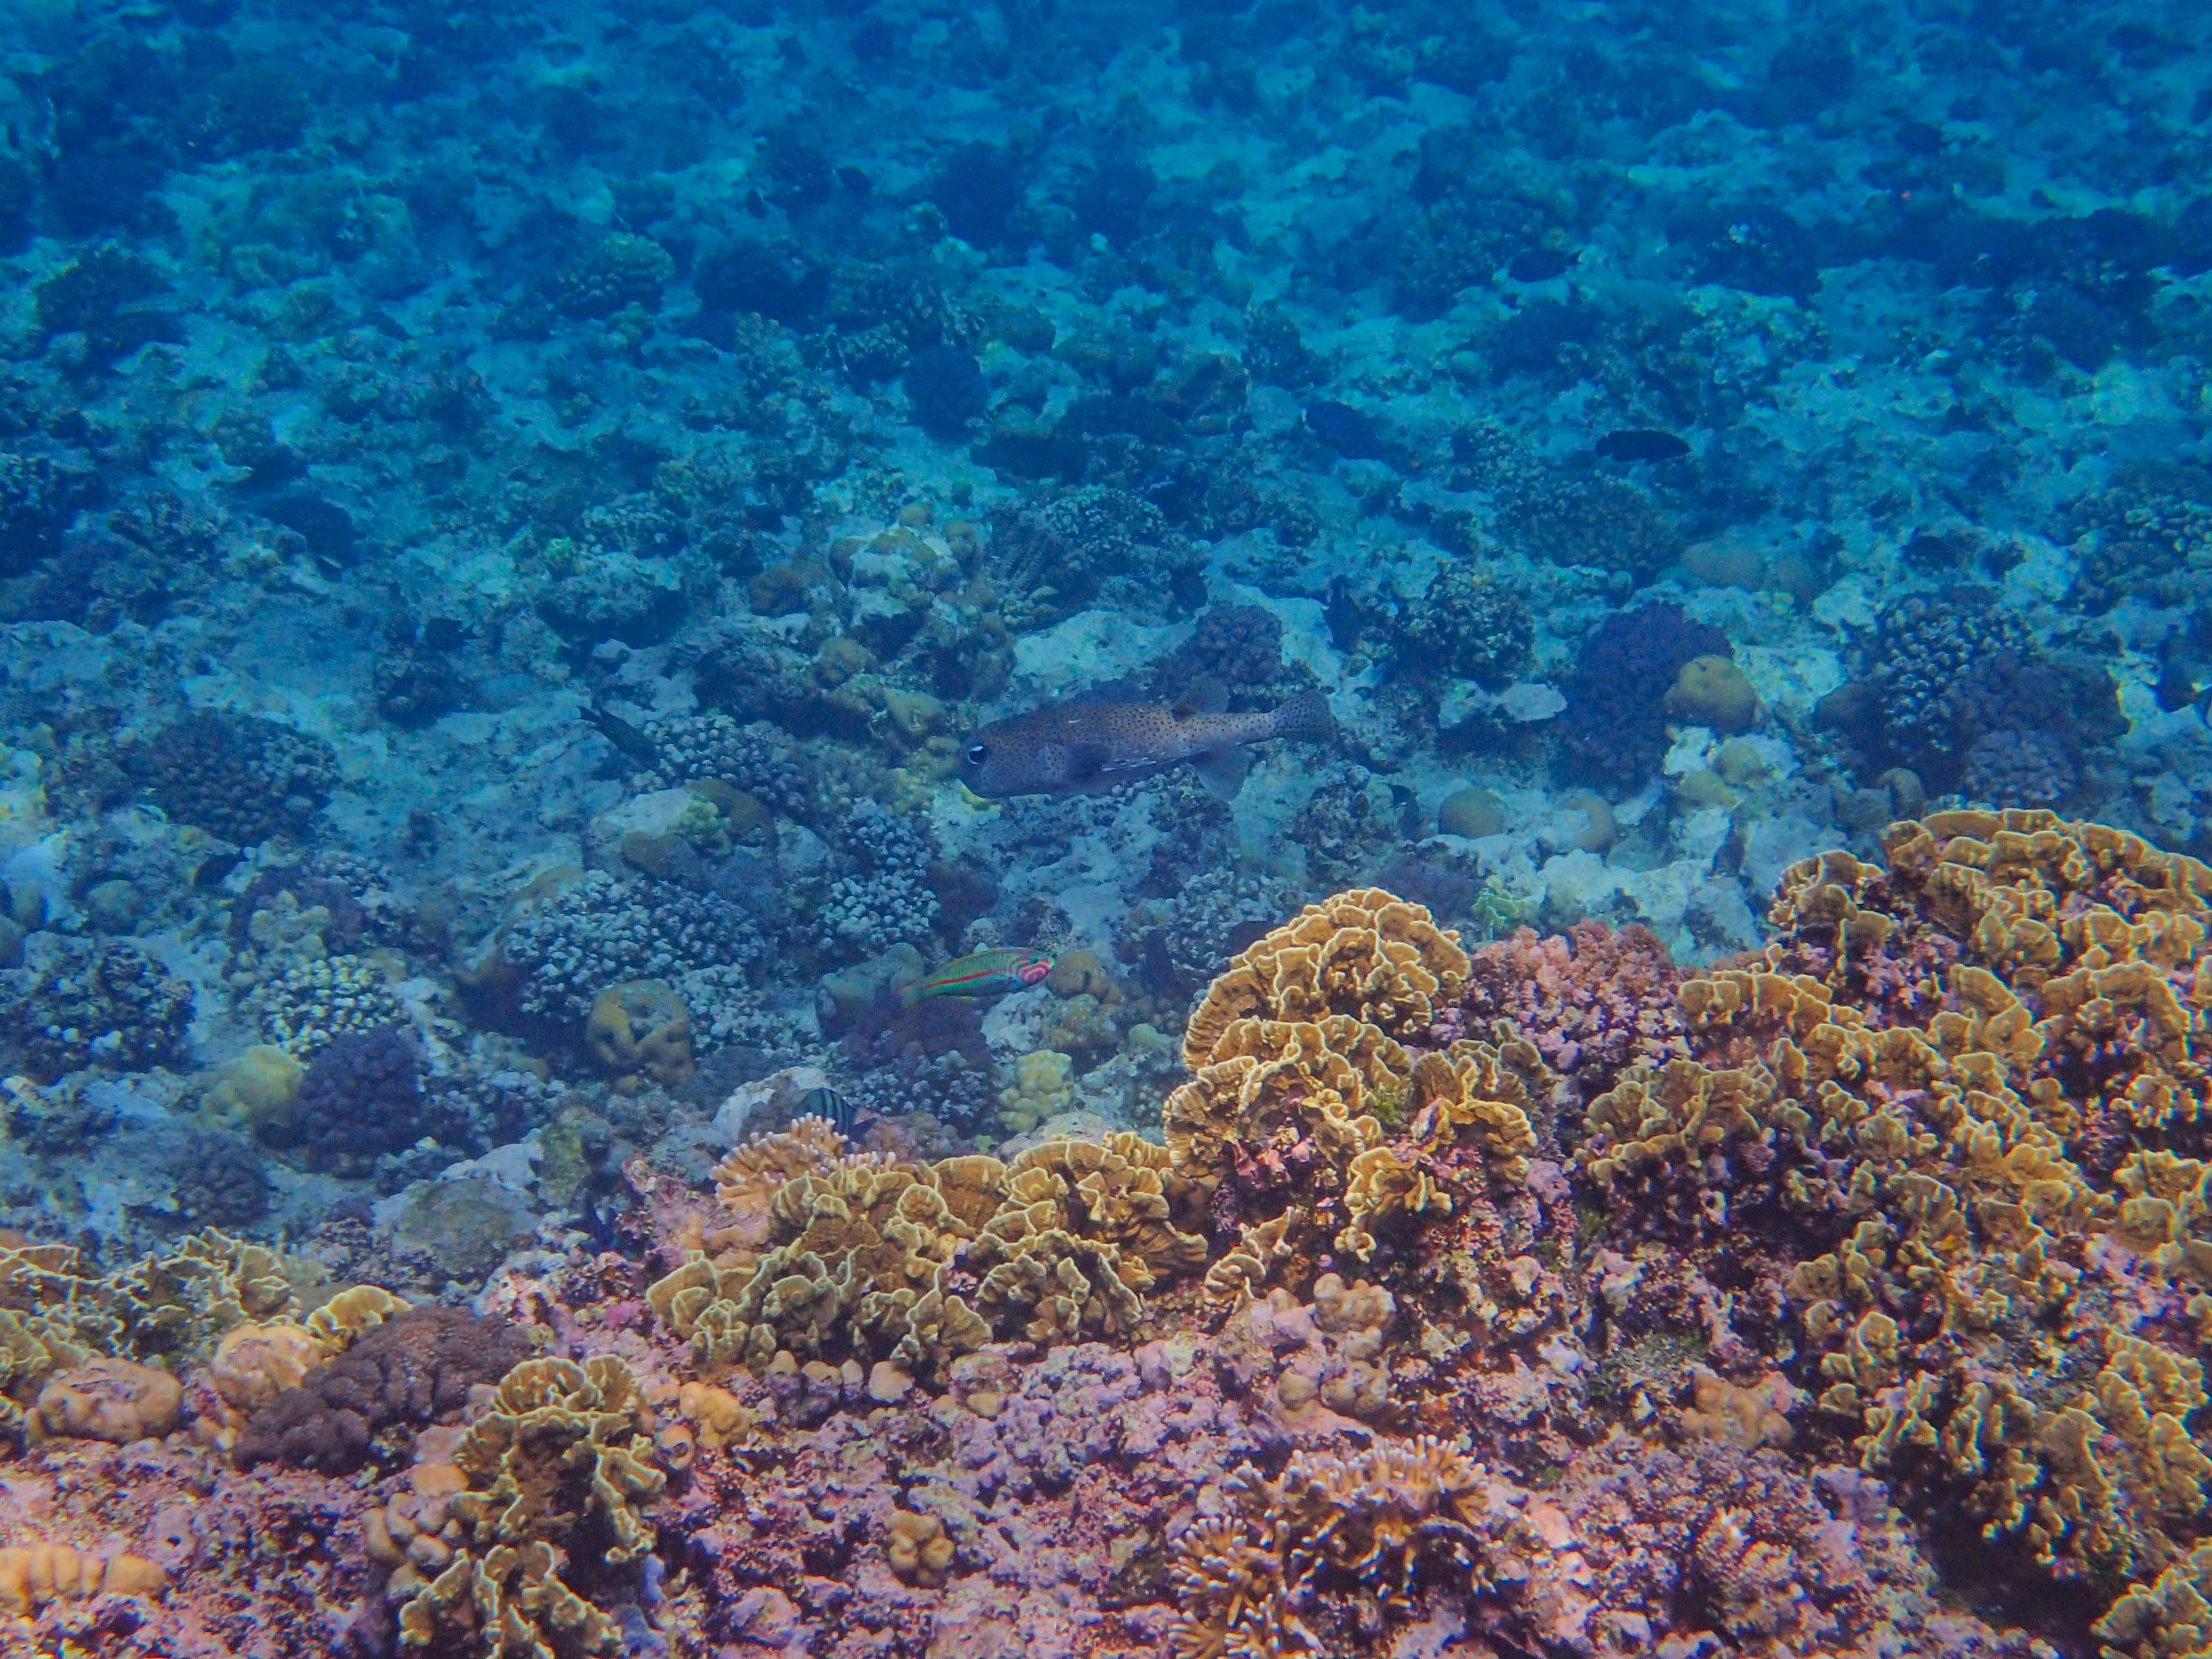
1172, 675, 1230, 719
1066, 743, 1134, 781
1191, 748, 1252, 801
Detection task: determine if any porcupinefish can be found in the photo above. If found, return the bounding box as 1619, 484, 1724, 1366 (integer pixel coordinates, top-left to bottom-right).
900, 947, 1056, 1006
959, 686, 1333, 799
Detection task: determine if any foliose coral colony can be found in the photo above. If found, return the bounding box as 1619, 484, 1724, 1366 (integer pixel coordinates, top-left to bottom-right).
0, 815, 2200, 1656
3, 0, 2211, 1653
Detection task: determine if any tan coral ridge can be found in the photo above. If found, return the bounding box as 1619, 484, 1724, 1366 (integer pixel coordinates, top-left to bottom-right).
0, 1543, 166, 1616
1572, 810, 2212, 1631
648, 1125, 1207, 1376
377, 1353, 665, 1659
1163, 888, 1545, 1304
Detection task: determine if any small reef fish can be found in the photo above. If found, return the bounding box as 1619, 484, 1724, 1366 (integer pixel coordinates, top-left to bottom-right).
961, 688, 1334, 799
580, 703, 660, 765
794, 1086, 854, 1135
1304, 399, 1394, 462
900, 947, 1056, 1006
1595, 427, 1692, 463
1507, 247, 1572, 282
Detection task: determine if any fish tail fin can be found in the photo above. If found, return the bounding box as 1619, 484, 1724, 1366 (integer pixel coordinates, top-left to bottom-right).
1272, 689, 1335, 742
1192, 747, 1253, 801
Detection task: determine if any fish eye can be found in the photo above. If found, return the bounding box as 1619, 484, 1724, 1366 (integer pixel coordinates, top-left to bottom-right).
964, 743, 988, 766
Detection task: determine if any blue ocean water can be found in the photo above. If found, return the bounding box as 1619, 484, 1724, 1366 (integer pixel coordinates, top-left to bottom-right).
0, 1, 2206, 1653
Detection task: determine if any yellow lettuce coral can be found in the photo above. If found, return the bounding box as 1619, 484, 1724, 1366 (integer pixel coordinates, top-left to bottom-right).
649, 1131, 1207, 1377
1170, 1435, 1492, 1656
394, 1354, 665, 1659
1580, 812, 2212, 1637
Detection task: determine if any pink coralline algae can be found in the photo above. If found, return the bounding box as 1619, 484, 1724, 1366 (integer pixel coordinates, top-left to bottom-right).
1448, 920, 1689, 1098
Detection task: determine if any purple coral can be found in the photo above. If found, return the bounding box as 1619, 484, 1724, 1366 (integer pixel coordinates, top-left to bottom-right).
1148, 603, 1288, 705
1556, 603, 1730, 787
1960, 727, 2075, 807
1449, 920, 1688, 1102
283, 1024, 430, 1176
234, 1306, 534, 1473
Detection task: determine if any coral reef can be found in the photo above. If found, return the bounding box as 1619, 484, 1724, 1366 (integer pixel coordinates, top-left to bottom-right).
1168, 1436, 1491, 1656
1556, 604, 1733, 788
124, 713, 338, 846
648, 1127, 1208, 1376
498, 870, 766, 1027
1575, 811, 2212, 1640
2, 940, 194, 1081
5, 0, 2212, 1639
378, 1354, 664, 1656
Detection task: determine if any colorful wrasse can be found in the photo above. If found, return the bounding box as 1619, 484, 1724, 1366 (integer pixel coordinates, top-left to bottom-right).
900, 947, 1055, 1006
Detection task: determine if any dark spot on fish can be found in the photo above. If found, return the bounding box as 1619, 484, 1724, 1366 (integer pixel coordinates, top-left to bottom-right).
265, 493, 357, 568
1595, 428, 1692, 463
1507, 248, 1570, 283
194, 852, 244, 889
1305, 400, 1392, 462
420, 616, 473, 653
2154, 660, 2198, 713
837, 165, 872, 196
